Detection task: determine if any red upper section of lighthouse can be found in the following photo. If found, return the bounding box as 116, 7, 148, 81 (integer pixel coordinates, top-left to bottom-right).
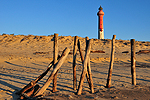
97, 6, 104, 31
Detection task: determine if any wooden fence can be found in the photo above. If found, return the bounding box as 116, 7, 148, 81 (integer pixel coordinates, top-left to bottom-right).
17, 34, 138, 99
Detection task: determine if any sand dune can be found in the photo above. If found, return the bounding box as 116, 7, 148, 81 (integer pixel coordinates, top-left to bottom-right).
0, 34, 150, 99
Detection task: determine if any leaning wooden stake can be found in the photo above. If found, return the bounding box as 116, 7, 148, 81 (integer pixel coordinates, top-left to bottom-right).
106, 35, 116, 88
78, 39, 91, 87
77, 39, 84, 63
87, 39, 94, 93
77, 39, 91, 95
85, 37, 92, 89
131, 39, 136, 85
20, 84, 40, 99
16, 55, 61, 95
87, 54, 94, 93
34, 48, 70, 97
73, 36, 78, 90
53, 33, 58, 92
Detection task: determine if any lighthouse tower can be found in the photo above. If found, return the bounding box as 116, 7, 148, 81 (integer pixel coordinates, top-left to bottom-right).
97, 6, 104, 39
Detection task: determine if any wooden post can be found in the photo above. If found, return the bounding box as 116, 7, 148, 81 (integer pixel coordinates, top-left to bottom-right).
73, 36, 78, 90
77, 40, 91, 95
87, 55, 94, 93
34, 48, 70, 97
85, 37, 89, 50
106, 35, 116, 88
20, 84, 40, 99
53, 33, 58, 92
16, 55, 61, 95
131, 39, 136, 85
77, 39, 84, 63
78, 38, 94, 93
78, 39, 90, 86
85, 37, 91, 89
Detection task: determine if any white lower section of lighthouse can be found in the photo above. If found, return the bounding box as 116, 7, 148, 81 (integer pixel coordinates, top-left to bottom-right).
98, 29, 104, 39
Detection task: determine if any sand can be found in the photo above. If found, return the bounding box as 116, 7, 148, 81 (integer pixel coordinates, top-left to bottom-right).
0, 34, 150, 100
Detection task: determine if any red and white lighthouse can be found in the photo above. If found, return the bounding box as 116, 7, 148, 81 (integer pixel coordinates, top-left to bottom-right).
97, 6, 104, 39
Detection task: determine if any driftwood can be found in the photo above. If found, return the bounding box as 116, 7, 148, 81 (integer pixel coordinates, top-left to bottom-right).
131, 39, 136, 85
90, 50, 105, 53
34, 51, 78, 55
106, 35, 116, 88
33, 51, 50, 55
34, 47, 70, 97
16, 55, 61, 95
34, 50, 105, 55
53, 33, 58, 92
136, 50, 150, 54
69, 50, 105, 55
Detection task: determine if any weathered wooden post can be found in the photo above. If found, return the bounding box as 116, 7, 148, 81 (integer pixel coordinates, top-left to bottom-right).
34, 48, 70, 97
77, 39, 84, 63
73, 36, 78, 90
53, 33, 58, 92
85, 37, 90, 86
131, 39, 136, 85
87, 52, 94, 93
16, 55, 61, 96
77, 39, 91, 95
85, 37, 89, 49
106, 35, 116, 88
77, 38, 94, 93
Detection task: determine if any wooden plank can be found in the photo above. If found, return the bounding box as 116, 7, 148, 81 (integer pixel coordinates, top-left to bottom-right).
73, 36, 78, 90
53, 33, 58, 92
131, 39, 136, 85
106, 35, 116, 88
34, 47, 70, 97
77, 40, 91, 95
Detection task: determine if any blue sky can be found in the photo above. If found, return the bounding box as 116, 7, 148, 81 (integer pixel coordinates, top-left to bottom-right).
0, 0, 150, 41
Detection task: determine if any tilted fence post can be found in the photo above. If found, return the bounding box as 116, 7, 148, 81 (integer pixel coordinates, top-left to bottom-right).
106, 35, 116, 88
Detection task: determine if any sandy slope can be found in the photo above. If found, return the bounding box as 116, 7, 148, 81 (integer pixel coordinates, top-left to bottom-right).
0, 34, 150, 100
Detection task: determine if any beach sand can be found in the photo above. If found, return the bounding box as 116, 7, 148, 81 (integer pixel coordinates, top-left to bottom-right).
0, 34, 150, 100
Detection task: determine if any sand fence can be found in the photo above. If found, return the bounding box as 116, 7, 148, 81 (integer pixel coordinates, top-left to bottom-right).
16, 33, 149, 99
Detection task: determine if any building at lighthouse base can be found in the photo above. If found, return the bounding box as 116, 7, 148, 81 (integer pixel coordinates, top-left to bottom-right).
98, 29, 104, 39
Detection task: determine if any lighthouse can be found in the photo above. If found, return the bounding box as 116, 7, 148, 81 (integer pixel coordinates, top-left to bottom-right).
97, 6, 104, 39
